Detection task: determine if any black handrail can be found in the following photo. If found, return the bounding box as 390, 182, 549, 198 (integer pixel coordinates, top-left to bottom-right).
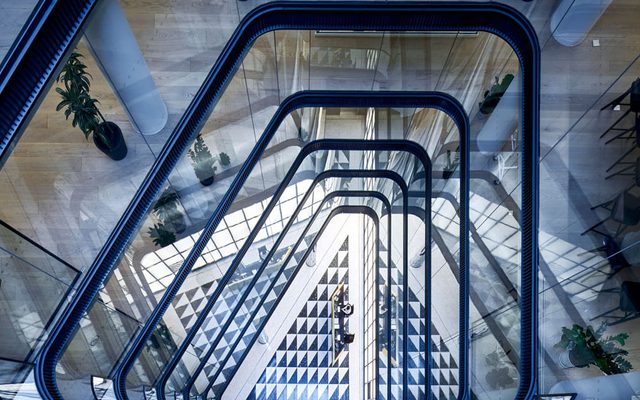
200, 192, 391, 399
28, 3, 537, 400
174, 173, 401, 396
118, 97, 437, 400
147, 88, 466, 400
154, 154, 418, 400
190, 188, 396, 399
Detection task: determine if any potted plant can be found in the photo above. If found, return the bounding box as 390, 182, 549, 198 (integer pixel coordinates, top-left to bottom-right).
188, 135, 217, 186
484, 349, 516, 390
56, 52, 127, 160
218, 152, 231, 167
479, 74, 514, 115
442, 149, 460, 180
554, 322, 633, 375
152, 189, 186, 234
147, 222, 176, 248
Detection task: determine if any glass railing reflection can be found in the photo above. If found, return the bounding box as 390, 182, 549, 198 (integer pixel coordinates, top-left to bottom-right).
155, 146, 424, 399
0, 221, 79, 398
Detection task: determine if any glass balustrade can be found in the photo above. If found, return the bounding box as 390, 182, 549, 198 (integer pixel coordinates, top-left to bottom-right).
146, 145, 424, 400
0, 221, 79, 398
184, 187, 396, 399
0, 2, 575, 399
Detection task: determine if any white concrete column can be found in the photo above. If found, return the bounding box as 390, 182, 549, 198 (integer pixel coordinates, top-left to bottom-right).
550, 0, 613, 47
84, 0, 168, 135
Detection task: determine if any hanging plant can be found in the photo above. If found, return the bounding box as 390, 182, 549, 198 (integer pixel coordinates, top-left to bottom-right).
55, 52, 127, 160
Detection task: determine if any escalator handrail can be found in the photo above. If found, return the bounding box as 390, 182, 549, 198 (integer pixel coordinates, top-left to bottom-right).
116, 92, 449, 400
189, 188, 396, 399
150, 88, 468, 400
152, 148, 419, 399
205, 202, 385, 400
174, 172, 401, 397
30, 3, 537, 400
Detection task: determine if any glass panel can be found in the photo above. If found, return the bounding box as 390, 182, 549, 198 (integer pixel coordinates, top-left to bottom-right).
0, 221, 79, 398
152, 146, 422, 398
189, 187, 398, 399
0, 0, 39, 67
2, 22, 512, 400
538, 1, 640, 398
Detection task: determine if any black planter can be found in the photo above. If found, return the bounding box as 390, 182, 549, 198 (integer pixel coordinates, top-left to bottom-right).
568, 349, 592, 368
442, 169, 454, 180
199, 175, 215, 186
93, 121, 127, 161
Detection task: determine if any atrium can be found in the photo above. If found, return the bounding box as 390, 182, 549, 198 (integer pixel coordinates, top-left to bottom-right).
0, 1, 638, 400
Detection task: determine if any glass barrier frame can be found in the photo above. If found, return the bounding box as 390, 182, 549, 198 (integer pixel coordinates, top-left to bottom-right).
180, 180, 400, 399
194, 190, 392, 400
26, 3, 539, 400
145, 87, 470, 400
140, 91, 470, 400
152, 140, 429, 400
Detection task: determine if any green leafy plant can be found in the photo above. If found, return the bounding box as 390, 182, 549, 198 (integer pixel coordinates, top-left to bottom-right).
152, 189, 186, 234
147, 223, 176, 247
56, 52, 112, 147
188, 135, 217, 184
554, 322, 632, 375
484, 349, 516, 389
479, 74, 514, 115
219, 151, 231, 167
152, 190, 180, 222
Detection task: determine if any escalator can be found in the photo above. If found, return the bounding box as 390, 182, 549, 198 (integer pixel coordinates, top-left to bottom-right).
0, 3, 540, 400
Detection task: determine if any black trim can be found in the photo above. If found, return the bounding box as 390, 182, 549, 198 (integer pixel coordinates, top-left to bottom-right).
190, 187, 397, 399
132, 90, 464, 400
151, 139, 425, 400
30, 3, 538, 400
200, 192, 390, 399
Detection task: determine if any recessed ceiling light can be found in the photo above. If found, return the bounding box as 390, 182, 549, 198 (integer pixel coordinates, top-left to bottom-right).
592, 39, 601, 47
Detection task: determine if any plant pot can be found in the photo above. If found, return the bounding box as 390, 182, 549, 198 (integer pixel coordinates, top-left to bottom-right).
557, 349, 591, 369
199, 176, 214, 186
94, 121, 127, 160
442, 169, 454, 180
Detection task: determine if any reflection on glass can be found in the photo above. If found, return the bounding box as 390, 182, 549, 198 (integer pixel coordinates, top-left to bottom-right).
0, 221, 79, 399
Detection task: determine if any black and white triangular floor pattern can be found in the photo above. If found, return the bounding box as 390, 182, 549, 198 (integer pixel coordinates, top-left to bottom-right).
247, 236, 458, 400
